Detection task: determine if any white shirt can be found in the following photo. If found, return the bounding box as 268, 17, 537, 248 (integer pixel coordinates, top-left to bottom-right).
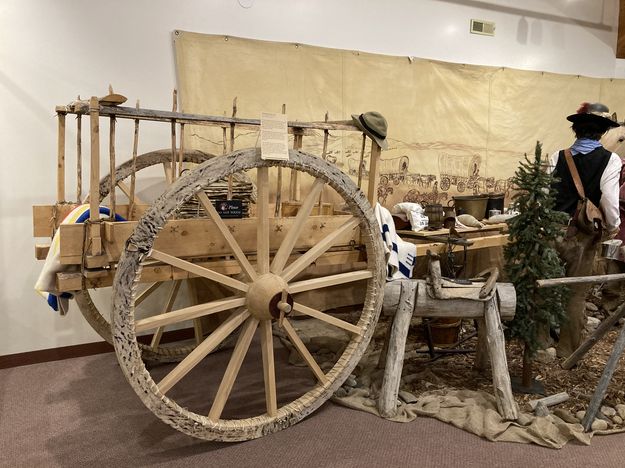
547, 150, 622, 231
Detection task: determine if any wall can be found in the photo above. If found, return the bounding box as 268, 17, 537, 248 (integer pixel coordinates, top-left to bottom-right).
1, 0, 623, 355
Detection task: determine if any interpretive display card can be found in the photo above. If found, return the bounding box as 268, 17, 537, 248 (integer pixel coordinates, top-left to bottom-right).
260, 112, 289, 160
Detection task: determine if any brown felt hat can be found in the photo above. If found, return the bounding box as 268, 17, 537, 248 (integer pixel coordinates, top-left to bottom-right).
567, 102, 619, 128
351, 111, 388, 150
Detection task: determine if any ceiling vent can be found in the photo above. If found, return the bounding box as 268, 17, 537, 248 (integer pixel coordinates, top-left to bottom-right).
470, 19, 495, 36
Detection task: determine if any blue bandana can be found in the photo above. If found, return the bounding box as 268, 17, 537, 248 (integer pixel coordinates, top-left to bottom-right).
570, 138, 603, 155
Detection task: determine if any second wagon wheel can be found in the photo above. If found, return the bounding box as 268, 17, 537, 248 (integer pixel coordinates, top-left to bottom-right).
112, 148, 385, 441
75, 148, 253, 361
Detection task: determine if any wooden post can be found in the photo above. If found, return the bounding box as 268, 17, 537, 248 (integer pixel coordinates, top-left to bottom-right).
289, 131, 303, 202
367, 140, 382, 207
108, 116, 116, 220
318, 111, 329, 209
378, 280, 417, 418
88, 96, 101, 255
274, 103, 286, 218
57, 112, 66, 202
483, 298, 518, 420
582, 323, 625, 431
228, 97, 237, 200
76, 109, 82, 202
170, 89, 177, 183
563, 301, 625, 369
129, 100, 140, 219
178, 123, 185, 177
356, 133, 366, 190
474, 319, 489, 371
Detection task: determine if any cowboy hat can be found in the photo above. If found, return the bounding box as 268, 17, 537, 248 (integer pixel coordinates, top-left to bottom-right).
351, 111, 388, 150
567, 102, 619, 128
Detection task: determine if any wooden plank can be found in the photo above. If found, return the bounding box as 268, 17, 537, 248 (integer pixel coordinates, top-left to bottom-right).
33, 204, 147, 237
35, 244, 50, 260
58, 215, 358, 265
397, 223, 507, 239
33, 204, 79, 237
58, 104, 362, 132
57, 113, 66, 202
55, 250, 364, 292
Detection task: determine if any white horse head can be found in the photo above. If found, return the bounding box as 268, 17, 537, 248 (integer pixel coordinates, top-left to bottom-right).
601, 115, 625, 155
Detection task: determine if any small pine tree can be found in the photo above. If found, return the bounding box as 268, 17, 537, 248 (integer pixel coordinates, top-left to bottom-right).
504, 141, 568, 387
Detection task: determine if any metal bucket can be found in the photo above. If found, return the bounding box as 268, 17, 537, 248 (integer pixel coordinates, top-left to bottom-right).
453, 195, 488, 220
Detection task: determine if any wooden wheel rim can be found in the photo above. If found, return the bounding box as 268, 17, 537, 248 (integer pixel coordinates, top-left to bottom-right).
75, 149, 216, 359
112, 148, 385, 441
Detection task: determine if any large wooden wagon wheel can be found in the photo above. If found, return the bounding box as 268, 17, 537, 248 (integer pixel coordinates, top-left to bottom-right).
112, 148, 385, 441
75, 149, 225, 361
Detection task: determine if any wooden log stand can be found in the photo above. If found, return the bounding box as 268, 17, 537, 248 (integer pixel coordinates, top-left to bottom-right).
378, 274, 518, 420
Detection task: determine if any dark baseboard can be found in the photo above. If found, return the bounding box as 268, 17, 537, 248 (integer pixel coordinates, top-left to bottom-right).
0, 327, 196, 370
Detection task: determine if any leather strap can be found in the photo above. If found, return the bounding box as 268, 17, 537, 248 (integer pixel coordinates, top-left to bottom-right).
563, 148, 586, 199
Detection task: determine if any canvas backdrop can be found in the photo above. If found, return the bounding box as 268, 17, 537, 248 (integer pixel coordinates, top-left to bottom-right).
174, 31, 625, 208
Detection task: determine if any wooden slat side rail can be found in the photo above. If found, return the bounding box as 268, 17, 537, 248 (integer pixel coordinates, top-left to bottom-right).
57, 215, 359, 264
57, 113, 66, 203
56, 104, 362, 132
55, 250, 364, 292
33, 204, 148, 237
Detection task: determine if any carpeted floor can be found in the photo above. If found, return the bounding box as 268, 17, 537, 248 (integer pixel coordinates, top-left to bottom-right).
1, 352, 625, 467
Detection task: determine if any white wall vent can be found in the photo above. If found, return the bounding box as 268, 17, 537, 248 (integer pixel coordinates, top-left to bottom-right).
470, 19, 495, 36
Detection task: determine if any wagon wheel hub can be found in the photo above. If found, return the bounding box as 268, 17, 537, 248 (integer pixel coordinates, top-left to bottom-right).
246, 273, 293, 321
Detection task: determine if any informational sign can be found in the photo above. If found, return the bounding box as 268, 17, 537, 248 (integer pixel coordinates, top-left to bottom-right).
215, 199, 243, 218
260, 112, 289, 161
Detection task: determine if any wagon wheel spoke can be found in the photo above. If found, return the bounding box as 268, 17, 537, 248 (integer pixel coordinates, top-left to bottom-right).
281, 216, 360, 282
116, 180, 148, 206
271, 178, 325, 274
292, 302, 362, 335
135, 295, 246, 332
208, 317, 260, 420
259, 320, 277, 416
162, 162, 173, 185
150, 280, 182, 349
158, 310, 250, 395
289, 270, 373, 294
134, 282, 163, 306
281, 318, 328, 384
195, 190, 257, 281
256, 167, 270, 274
149, 249, 248, 292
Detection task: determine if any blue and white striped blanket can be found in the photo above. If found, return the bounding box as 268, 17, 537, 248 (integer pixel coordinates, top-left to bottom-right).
34, 205, 125, 314
374, 203, 416, 280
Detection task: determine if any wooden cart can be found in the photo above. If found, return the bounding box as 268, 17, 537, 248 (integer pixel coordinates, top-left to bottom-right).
33, 95, 386, 441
